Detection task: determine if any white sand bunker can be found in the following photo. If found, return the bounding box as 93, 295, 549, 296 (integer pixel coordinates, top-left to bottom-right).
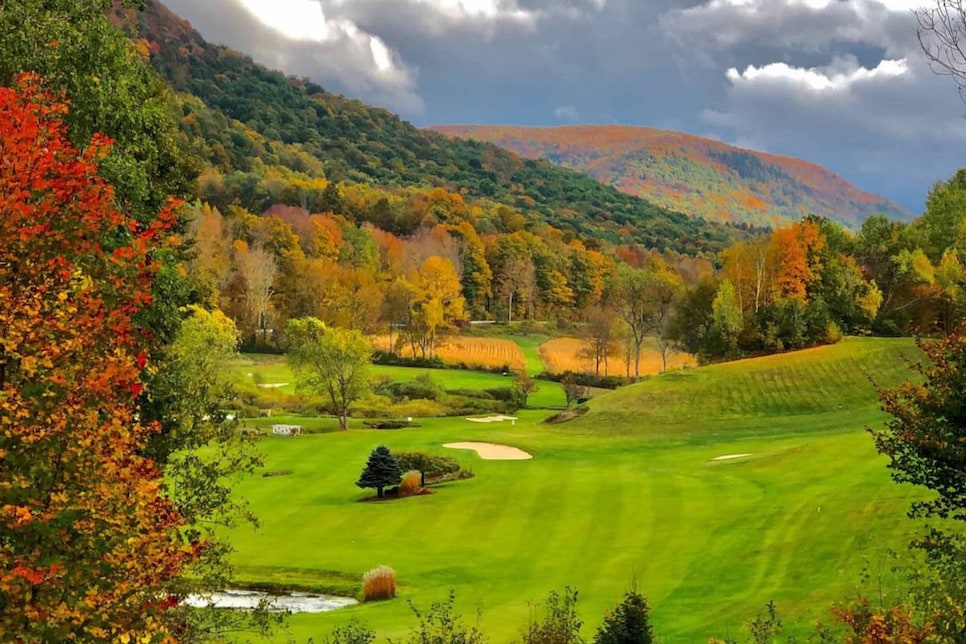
465, 415, 518, 424
256, 382, 289, 389
712, 453, 752, 461
444, 442, 532, 460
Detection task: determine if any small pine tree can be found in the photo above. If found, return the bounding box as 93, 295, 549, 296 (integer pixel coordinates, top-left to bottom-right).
356, 445, 402, 498
593, 589, 653, 644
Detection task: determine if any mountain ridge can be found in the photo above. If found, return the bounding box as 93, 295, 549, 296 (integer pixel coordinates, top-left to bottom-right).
114, 1, 748, 256
430, 124, 912, 229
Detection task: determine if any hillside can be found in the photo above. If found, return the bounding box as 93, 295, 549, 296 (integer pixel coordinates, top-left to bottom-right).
431, 125, 912, 229
114, 2, 747, 255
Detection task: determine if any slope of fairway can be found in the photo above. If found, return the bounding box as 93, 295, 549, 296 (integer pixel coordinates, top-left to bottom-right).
224, 338, 923, 642
572, 337, 918, 442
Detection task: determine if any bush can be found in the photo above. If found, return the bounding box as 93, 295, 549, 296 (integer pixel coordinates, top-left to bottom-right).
324, 618, 376, 644
362, 565, 396, 602
522, 587, 584, 644
403, 590, 486, 644
399, 470, 422, 496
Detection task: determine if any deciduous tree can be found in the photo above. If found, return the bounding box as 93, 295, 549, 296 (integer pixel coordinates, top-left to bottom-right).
287, 317, 372, 430
0, 74, 192, 642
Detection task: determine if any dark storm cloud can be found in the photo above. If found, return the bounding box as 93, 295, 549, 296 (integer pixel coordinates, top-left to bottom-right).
160, 0, 966, 211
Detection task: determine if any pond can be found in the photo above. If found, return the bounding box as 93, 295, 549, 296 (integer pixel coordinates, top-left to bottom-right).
184, 589, 357, 613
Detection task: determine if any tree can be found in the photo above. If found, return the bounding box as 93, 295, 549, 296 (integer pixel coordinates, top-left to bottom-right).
871, 329, 966, 639
0, 74, 193, 641
287, 317, 372, 430
916, 0, 966, 102
606, 267, 679, 378
145, 305, 268, 641
562, 374, 590, 408
513, 373, 539, 408
711, 279, 743, 357
356, 446, 403, 498
234, 240, 278, 347
0, 0, 197, 223
593, 589, 654, 644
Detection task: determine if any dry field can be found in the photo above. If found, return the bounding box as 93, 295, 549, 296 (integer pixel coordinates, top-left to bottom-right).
370, 334, 526, 372
538, 336, 696, 377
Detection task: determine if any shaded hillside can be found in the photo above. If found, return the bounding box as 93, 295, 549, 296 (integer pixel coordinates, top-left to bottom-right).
431, 125, 912, 229
115, 2, 747, 255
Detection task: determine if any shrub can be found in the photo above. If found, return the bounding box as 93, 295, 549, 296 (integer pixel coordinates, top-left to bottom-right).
522, 587, 584, 644
403, 590, 486, 643
395, 452, 461, 486
362, 565, 396, 602
324, 618, 376, 644
399, 470, 422, 496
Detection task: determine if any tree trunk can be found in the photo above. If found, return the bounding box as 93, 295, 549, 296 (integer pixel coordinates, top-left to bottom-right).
377, 486, 384, 498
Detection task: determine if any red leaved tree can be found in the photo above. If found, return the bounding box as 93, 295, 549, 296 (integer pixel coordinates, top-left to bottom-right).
0, 74, 195, 642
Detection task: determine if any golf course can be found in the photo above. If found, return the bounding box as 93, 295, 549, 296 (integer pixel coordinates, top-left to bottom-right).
223, 337, 925, 641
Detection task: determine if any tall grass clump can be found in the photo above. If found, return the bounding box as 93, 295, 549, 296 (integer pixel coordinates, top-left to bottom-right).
362, 565, 396, 602
399, 470, 422, 497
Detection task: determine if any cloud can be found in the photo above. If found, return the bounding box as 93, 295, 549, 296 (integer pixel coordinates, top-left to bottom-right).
657, 0, 966, 209
163, 0, 423, 114
553, 105, 581, 121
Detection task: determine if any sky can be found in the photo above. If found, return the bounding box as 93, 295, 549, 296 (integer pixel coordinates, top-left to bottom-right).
161, 0, 966, 213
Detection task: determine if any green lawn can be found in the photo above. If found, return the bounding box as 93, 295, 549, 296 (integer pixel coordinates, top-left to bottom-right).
230, 354, 567, 408
222, 338, 925, 642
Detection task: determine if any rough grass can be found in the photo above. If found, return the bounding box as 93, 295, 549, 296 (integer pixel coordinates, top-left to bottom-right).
362, 566, 396, 602
222, 337, 924, 642
370, 335, 527, 372
538, 337, 696, 376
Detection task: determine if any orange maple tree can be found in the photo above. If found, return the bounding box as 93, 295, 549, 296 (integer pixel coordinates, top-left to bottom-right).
0, 75, 194, 642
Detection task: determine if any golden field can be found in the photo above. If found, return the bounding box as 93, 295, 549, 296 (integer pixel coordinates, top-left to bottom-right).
538, 336, 695, 377
370, 334, 526, 372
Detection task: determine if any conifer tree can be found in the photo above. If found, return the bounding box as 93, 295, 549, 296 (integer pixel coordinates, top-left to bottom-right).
356, 446, 403, 498
594, 589, 654, 644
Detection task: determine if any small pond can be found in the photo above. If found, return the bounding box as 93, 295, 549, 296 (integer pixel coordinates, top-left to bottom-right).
184, 589, 357, 613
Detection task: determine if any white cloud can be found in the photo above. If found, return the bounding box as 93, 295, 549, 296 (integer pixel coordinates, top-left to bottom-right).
554, 105, 581, 121
725, 57, 909, 93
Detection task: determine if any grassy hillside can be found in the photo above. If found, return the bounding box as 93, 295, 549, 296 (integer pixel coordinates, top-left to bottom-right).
221, 338, 925, 642
115, 2, 747, 255
432, 125, 912, 229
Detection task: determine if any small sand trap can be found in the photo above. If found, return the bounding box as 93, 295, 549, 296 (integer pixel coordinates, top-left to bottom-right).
444, 441, 532, 460
256, 382, 289, 389
712, 453, 752, 461
465, 415, 518, 423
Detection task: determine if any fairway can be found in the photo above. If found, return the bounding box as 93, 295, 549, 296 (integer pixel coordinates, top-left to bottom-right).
224, 338, 924, 642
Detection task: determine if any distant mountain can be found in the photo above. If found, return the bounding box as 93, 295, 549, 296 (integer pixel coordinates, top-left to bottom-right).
430, 125, 912, 229
114, 2, 749, 255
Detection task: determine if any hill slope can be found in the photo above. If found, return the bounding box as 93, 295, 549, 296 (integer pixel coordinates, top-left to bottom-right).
431, 125, 912, 228
117, 2, 746, 255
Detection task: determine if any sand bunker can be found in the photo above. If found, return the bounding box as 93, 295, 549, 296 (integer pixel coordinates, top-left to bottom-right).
443, 442, 532, 460
256, 383, 289, 389
465, 415, 518, 423
712, 453, 752, 461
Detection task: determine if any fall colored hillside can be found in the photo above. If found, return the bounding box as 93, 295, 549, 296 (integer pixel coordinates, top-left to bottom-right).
111, 2, 746, 256
431, 125, 912, 229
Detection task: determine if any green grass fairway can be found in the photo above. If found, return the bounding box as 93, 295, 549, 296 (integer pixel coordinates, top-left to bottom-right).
231, 354, 567, 408
224, 338, 924, 642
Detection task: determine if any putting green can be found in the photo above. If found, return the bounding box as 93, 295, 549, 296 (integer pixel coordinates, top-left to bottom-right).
224, 338, 924, 641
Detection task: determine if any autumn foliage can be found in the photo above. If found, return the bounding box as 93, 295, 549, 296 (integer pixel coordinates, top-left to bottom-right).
0, 75, 192, 641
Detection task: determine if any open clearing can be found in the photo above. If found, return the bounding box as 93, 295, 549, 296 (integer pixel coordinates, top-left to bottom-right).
538, 336, 696, 376
443, 441, 533, 460
226, 337, 923, 642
